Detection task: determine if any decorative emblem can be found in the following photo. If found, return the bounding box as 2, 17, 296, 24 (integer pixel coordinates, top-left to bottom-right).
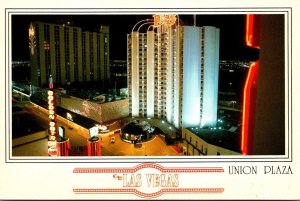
28, 23, 36, 55
153, 14, 177, 27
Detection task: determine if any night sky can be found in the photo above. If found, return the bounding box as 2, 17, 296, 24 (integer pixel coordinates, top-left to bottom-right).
11, 14, 258, 61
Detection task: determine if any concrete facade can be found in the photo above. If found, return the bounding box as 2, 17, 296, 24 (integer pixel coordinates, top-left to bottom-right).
29, 22, 110, 87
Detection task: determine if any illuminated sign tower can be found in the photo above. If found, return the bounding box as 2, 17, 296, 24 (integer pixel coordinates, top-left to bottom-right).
127, 15, 220, 128
48, 75, 57, 156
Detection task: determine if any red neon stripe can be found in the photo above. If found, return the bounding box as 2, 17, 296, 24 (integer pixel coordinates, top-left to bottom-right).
241, 62, 259, 155
242, 14, 261, 155
245, 14, 260, 49
245, 14, 253, 47
241, 63, 253, 155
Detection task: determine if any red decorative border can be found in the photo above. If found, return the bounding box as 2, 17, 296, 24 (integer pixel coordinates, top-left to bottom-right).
73, 163, 225, 198
73, 163, 224, 173
73, 188, 224, 199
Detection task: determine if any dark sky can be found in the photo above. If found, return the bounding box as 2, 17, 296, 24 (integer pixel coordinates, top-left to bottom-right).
11, 14, 258, 61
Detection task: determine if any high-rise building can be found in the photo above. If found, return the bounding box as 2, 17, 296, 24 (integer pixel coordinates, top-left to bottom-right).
127, 15, 220, 129
28, 22, 110, 87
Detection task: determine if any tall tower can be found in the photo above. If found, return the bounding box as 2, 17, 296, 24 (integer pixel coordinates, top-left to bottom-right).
127, 15, 220, 129
127, 15, 182, 128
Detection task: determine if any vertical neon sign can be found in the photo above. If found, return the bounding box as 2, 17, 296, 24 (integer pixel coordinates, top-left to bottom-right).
48, 75, 57, 156
245, 15, 260, 49
241, 61, 259, 155
241, 14, 260, 155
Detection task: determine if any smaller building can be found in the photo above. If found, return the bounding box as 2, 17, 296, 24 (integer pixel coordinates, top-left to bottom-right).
59, 95, 129, 124
30, 86, 129, 124
181, 127, 241, 156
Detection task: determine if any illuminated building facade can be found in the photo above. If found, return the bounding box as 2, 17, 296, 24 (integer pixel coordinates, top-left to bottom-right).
182, 26, 220, 128
127, 25, 182, 128
29, 22, 110, 87
127, 15, 220, 129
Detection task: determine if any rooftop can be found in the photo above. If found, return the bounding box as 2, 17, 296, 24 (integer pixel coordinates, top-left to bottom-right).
187, 126, 241, 153
30, 96, 98, 129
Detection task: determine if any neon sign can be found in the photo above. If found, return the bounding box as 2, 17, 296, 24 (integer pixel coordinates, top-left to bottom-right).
47, 75, 57, 155
153, 14, 177, 27
48, 91, 55, 120
245, 14, 260, 49
48, 90, 57, 147
241, 62, 259, 155
241, 14, 261, 155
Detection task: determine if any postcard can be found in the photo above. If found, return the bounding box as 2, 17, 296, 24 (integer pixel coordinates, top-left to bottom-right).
1, 0, 300, 200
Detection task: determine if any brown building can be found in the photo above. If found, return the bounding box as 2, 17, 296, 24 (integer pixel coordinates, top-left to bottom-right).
29, 22, 110, 87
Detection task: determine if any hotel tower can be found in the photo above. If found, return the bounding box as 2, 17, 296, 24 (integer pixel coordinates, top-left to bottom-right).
127, 15, 220, 129
28, 22, 110, 87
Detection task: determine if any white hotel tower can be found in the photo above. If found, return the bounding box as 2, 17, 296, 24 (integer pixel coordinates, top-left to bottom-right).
127, 15, 220, 129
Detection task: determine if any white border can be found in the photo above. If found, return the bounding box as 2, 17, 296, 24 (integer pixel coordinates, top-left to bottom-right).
5, 8, 292, 163
1, 1, 299, 199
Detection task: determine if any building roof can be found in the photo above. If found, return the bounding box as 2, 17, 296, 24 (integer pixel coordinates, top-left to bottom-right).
30, 97, 98, 129
187, 127, 241, 153
56, 106, 98, 129
122, 120, 157, 136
